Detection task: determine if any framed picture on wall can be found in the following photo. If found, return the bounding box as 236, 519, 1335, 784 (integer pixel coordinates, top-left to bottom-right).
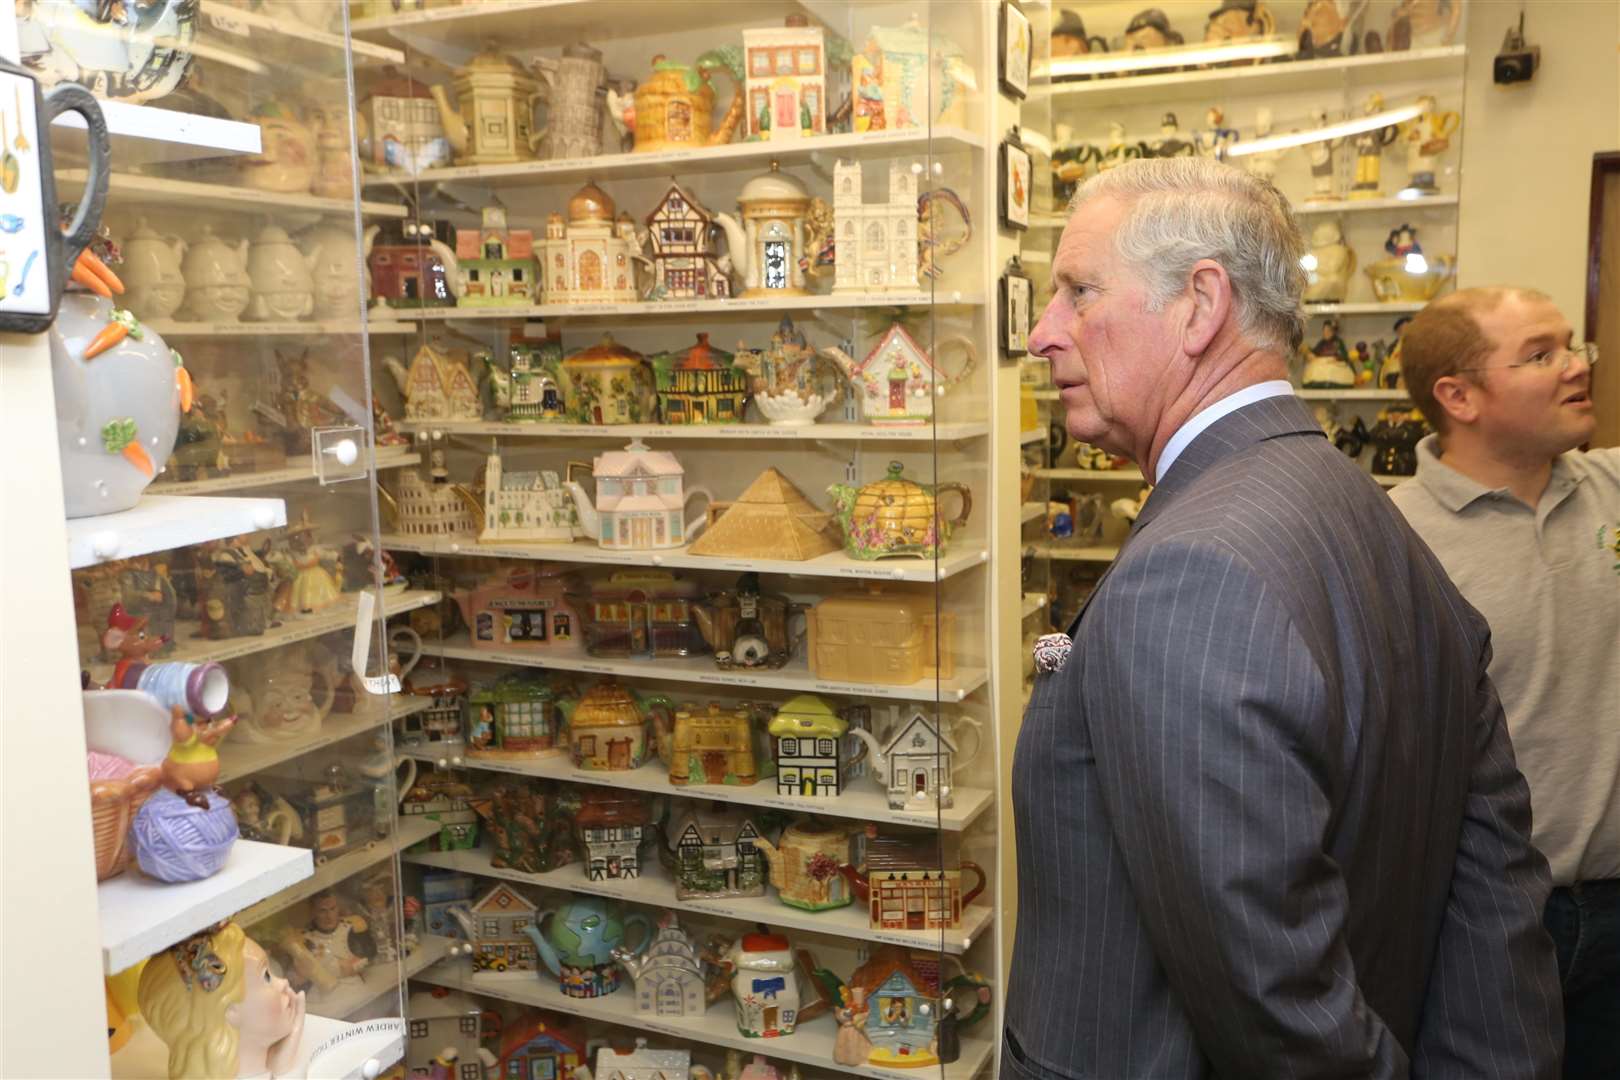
1001, 256, 1033, 358
1000, 128, 1032, 231
999, 1, 1033, 99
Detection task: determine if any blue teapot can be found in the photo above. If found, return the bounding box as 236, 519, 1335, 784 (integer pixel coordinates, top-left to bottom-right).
523, 897, 651, 998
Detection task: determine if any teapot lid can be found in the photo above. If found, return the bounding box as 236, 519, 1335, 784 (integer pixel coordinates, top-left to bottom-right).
676, 332, 734, 371
739, 160, 809, 205
254, 224, 294, 243
463, 42, 528, 74
859, 460, 926, 497
566, 332, 644, 365
568, 182, 616, 223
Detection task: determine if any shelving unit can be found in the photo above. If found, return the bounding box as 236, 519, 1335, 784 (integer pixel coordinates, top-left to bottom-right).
236, 817, 441, 929
148, 318, 417, 339
1028, 542, 1121, 564
66, 495, 286, 569
382, 290, 987, 322
196, 0, 405, 63
148, 448, 420, 497
1033, 467, 1145, 483
217, 695, 435, 785
395, 420, 991, 442
52, 170, 410, 218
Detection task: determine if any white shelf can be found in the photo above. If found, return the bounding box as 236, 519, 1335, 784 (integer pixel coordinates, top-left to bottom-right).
381, 533, 987, 584
418, 634, 988, 704
1034, 467, 1145, 483
148, 448, 420, 497
1029, 542, 1119, 563
411, 958, 994, 1080
113, 1011, 404, 1080
197, 0, 405, 63
403, 848, 994, 956
67, 495, 286, 569
396, 419, 990, 443
1038, 45, 1467, 106
353, 0, 809, 50
149, 318, 416, 338
1020, 502, 1045, 525
1021, 593, 1047, 621
1296, 388, 1410, 400
85, 591, 442, 686
395, 737, 994, 834
238, 817, 441, 929
364, 126, 984, 189
387, 291, 985, 323
1293, 194, 1460, 215
99, 839, 313, 973
54, 170, 408, 219
51, 101, 261, 166
216, 699, 429, 785
1305, 302, 1429, 315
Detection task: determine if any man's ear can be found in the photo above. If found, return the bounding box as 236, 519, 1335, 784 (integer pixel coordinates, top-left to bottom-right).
1431, 374, 1480, 428
1184, 259, 1232, 356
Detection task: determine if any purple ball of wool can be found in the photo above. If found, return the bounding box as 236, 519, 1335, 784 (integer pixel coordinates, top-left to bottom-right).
133, 788, 240, 883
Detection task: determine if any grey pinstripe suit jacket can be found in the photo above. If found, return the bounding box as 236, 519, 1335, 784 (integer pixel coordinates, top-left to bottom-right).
1005, 395, 1563, 1079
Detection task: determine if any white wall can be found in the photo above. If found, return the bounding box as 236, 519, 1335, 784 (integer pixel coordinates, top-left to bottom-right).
1456, 0, 1620, 323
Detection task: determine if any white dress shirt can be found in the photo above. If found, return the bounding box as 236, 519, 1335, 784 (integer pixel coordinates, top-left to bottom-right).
1154, 380, 1295, 483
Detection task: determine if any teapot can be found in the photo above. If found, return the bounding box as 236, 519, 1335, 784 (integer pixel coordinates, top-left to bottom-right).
175, 226, 251, 323
240, 101, 317, 193
428, 44, 544, 165
246, 224, 317, 322
826, 462, 972, 561
119, 219, 188, 319
531, 44, 610, 160
712, 162, 824, 299
751, 819, 859, 911
848, 711, 984, 810
362, 218, 461, 310
630, 52, 742, 153
560, 333, 657, 425
305, 94, 357, 199
299, 223, 366, 320
691, 573, 806, 670
227, 642, 337, 744
563, 440, 713, 551
523, 897, 651, 998
1302, 221, 1356, 305
818, 325, 977, 426
1366, 226, 1455, 303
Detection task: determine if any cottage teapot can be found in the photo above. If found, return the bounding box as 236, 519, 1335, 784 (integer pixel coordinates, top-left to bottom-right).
119, 219, 188, 319
818, 325, 977, 425
246, 224, 317, 322
849, 713, 984, 808
563, 440, 713, 551
175, 226, 251, 323
751, 819, 859, 911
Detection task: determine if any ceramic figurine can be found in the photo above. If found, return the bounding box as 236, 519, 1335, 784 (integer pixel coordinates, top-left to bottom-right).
227, 781, 299, 845
527, 896, 651, 998
574, 788, 654, 880
466, 671, 573, 759
726, 932, 800, 1037
119, 220, 187, 319
688, 467, 841, 562
819, 323, 976, 425
834, 986, 875, 1065
629, 51, 743, 152
1368, 407, 1430, 475
298, 223, 367, 320
383, 340, 483, 419
487, 343, 568, 421
1050, 125, 1100, 205
469, 779, 578, 873
1098, 121, 1149, 172
245, 224, 316, 322
1298, 0, 1361, 58
690, 573, 804, 670
478, 456, 584, 545
1366, 224, 1455, 301
454, 207, 539, 306
137, 923, 305, 1080
1149, 112, 1197, 158
352, 874, 405, 966
593, 1041, 700, 1079
826, 462, 973, 561
1244, 107, 1284, 182
303, 93, 357, 200
527, 43, 612, 160
559, 333, 656, 422
844, 947, 939, 1067
269, 514, 341, 615
1302, 318, 1357, 387
731, 316, 840, 426
743, 16, 827, 141
118, 557, 177, 656
714, 162, 825, 299
1304, 108, 1344, 201
1198, 106, 1240, 157
279, 890, 375, 1000
653, 333, 750, 423
613, 914, 709, 1017
564, 440, 713, 550
642, 184, 731, 301
1349, 93, 1400, 198
227, 641, 336, 744
175, 226, 251, 323
239, 102, 317, 194
254, 348, 346, 456
18, 0, 199, 104
1303, 222, 1357, 304
666, 803, 768, 899
491, 1011, 588, 1079
851, 709, 983, 811
767, 695, 853, 797
356, 71, 452, 175
1123, 7, 1184, 50
1205, 0, 1275, 44
830, 160, 920, 294
572, 570, 708, 659
1400, 95, 1460, 194
428, 45, 544, 165
843, 827, 987, 932
569, 680, 656, 771
538, 184, 643, 304
664, 702, 760, 786
808, 585, 956, 686
396, 660, 467, 747
364, 217, 460, 309
100, 603, 167, 685
1389, 0, 1463, 51
753, 819, 857, 911
852, 16, 972, 133
1051, 9, 1109, 56
200, 536, 274, 639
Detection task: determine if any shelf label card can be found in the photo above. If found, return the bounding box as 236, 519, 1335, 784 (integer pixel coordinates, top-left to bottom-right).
207, 8, 252, 36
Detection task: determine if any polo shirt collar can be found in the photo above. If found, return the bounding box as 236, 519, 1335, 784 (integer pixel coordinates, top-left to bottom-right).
1412, 435, 1585, 513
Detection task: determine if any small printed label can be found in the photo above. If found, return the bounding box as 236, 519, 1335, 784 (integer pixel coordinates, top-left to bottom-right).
206, 8, 251, 36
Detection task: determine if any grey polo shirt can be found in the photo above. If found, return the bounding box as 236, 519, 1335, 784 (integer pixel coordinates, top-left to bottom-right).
1390, 438, 1619, 885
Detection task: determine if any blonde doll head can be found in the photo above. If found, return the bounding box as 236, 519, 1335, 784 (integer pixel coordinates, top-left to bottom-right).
138, 923, 247, 1079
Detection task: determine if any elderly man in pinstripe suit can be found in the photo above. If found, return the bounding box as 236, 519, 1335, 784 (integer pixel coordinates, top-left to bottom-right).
1005, 158, 1563, 1079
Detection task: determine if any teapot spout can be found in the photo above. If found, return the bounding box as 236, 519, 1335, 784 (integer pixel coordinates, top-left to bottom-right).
563, 464, 600, 540
714, 212, 749, 285
427, 84, 469, 156
382, 355, 410, 395
848, 727, 885, 776
750, 832, 785, 882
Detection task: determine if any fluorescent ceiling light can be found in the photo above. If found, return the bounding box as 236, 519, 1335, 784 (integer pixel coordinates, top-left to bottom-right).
1047, 37, 1294, 77
1226, 104, 1424, 158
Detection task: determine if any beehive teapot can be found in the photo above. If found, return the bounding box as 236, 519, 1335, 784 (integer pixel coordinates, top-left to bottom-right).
629, 52, 743, 152
826, 462, 972, 560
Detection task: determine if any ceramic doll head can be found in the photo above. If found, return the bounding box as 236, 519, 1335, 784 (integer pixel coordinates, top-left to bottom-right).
1254, 106, 1274, 137
138, 923, 303, 1079
310, 891, 343, 932
1160, 112, 1179, 136
1311, 221, 1344, 248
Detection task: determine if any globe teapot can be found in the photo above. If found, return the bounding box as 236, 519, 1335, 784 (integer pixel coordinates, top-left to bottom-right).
246, 224, 317, 322
175, 226, 251, 323
524, 897, 652, 998
826, 462, 972, 560
119, 219, 187, 319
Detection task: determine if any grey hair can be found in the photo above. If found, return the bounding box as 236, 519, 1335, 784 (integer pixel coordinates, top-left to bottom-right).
1070, 158, 1307, 353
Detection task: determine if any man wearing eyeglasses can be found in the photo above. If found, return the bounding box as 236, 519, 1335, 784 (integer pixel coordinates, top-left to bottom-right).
1390, 286, 1618, 1080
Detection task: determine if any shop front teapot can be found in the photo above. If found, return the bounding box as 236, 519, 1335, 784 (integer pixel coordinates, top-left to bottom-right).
827, 462, 972, 561
246, 224, 316, 322
119, 219, 188, 319
175, 227, 251, 323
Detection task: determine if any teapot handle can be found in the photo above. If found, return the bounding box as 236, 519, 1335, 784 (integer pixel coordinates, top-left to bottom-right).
932, 334, 978, 391
935, 482, 973, 532
683, 485, 716, 540
43, 81, 111, 284
528, 87, 550, 153
959, 860, 987, 908
619, 912, 655, 959
949, 714, 984, 771
393, 757, 418, 807
389, 624, 423, 683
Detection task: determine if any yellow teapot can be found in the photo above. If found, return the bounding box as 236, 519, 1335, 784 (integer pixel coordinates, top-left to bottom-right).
629, 52, 742, 152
